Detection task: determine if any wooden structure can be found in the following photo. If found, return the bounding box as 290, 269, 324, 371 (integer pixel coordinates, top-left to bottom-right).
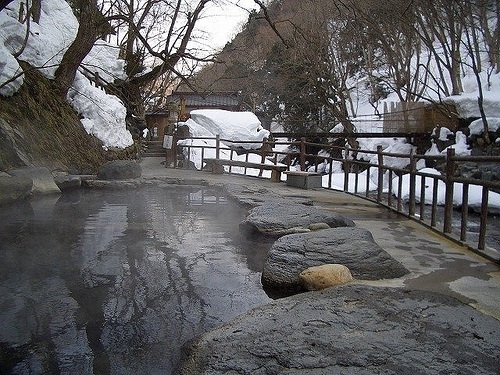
203, 158, 287, 182
383, 102, 459, 133
145, 111, 169, 141
167, 91, 242, 118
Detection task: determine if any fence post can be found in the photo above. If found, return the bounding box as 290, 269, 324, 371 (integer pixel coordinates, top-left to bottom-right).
261, 137, 268, 164
443, 148, 455, 233
408, 149, 416, 216
300, 137, 306, 171
343, 145, 349, 192
216, 134, 220, 160
258, 137, 268, 177
377, 145, 384, 203
478, 186, 489, 250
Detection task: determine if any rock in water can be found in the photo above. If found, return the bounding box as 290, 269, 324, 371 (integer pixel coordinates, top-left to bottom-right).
97, 160, 142, 180
0, 172, 33, 204
261, 227, 408, 293
239, 202, 355, 238
299, 263, 353, 291
7, 166, 60, 195
175, 285, 500, 375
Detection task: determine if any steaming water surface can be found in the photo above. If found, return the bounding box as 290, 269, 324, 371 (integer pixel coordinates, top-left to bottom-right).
0, 186, 271, 374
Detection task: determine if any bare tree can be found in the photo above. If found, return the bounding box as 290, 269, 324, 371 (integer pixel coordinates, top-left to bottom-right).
54, 0, 107, 97
413, 0, 465, 96
101, 0, 214, 118
462, 0, 496, 144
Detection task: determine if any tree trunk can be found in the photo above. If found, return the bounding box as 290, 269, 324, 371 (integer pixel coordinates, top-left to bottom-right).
54, 0, 101, 97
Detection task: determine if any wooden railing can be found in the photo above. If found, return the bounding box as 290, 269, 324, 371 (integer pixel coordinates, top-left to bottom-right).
175, 136, 500, 262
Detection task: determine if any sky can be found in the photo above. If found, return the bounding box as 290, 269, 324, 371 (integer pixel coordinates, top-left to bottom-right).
0, 0, 499, 212
197, 0, 260, 51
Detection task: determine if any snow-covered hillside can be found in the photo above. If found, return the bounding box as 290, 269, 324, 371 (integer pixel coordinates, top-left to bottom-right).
0, 0, 133, 149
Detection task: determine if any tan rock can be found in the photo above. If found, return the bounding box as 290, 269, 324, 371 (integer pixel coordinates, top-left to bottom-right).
299, 264, 353, 291
308, 222, 330, 231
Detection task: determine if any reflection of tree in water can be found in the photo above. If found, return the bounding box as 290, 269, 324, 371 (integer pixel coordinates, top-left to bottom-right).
0, 186, 270, 374
78, 186, 269, 374
0, 192, 110, 374
97, 190, 213, 373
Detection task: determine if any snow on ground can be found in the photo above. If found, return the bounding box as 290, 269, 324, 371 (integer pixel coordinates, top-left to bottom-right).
0, 0, 78, 94
177, 109, 277, 176
188, 109, 270, 148
394, 168, 500, 214
0, 0, 132, 149
0, 1, 499, 209
469, 118, 500, 136
176, 109, 500, 213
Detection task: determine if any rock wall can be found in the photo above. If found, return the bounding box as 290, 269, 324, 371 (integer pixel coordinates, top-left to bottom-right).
0, 65, 134, 174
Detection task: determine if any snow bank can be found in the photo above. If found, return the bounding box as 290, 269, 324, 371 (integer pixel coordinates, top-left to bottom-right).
469, 118, 500, 136
425, 127, 471, 156
393, 168, 500, 214
0, 0, 78, 96
67, 72, 133, 149
323, 170, 378, 193
186, 109, 270, 148
177, 109, 277, 173
446, 91, 500, 118
83, 42, 127, 82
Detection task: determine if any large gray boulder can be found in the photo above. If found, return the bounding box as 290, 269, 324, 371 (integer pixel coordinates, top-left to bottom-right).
7, 166, 60, 195
261, 227, 409, 292
97, 160, 142, 180
239, 202, 355, 237
175, 285, 500, 375
53, 174, 82, 190
0, 172, 33, 204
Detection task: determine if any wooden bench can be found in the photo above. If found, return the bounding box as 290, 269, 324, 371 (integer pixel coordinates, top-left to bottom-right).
284, 171, 322, 189
203, 158, 287, 182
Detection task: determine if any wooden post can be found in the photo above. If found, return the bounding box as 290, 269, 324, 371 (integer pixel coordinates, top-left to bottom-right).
443, 148, 455, 233
300, 137, 306, 171
408, 149, 416, 217
215, 134, 220, 160
460, 183, 469, 242
419, 176, 426, 220
377, 145, 384, 203
261, 138, 268, 164
478, 186, 489, 250
343, 145, 349, 192
259, 138, 267, 177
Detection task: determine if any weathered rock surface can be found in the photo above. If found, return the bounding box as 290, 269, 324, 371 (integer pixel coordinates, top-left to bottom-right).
7, 166, 60, 195
97, 160, 142, 180
239, 202, 355, 237
54, 175, 82, 190
175, 285, 500, 375
298, 263, 353, 291
0, 172, 33, 204
261, 227, 409, 292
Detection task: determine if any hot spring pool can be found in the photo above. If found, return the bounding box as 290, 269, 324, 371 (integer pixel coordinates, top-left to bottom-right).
0, 185, 272, 374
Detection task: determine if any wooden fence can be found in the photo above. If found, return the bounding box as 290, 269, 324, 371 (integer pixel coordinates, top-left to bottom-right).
383, 102, 459, 133
171, 135, 500, 263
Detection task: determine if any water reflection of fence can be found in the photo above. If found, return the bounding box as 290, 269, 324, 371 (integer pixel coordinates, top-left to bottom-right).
186, 189, 227, 207
176, 136, 500, 262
